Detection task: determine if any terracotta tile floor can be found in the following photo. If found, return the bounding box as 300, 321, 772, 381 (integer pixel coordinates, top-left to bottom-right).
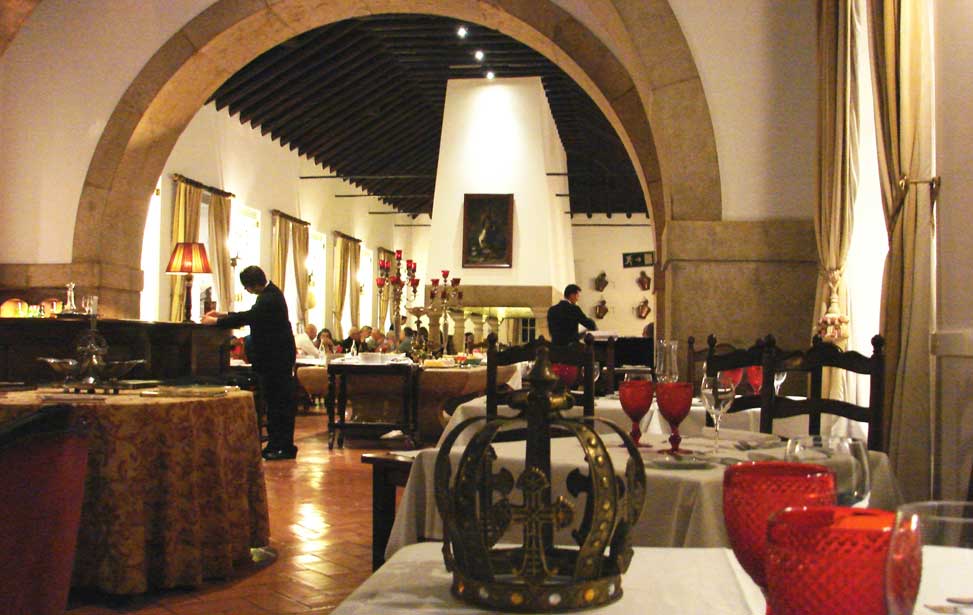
68, 415, 393, 615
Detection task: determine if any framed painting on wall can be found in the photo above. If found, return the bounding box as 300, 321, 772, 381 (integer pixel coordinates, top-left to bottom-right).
462, 193, 514, 268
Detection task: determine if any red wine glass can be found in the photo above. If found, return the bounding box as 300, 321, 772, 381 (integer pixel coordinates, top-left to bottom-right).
722, 367, 744, 388
766, 506, 894, 615
655, 381, 694, 454
618, 374, 654, 448
746, 365, 763, 394
723, 462, 836, 611
550, 363, 580, 390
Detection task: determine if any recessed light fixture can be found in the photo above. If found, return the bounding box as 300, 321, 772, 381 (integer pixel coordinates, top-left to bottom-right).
457, 26, 468, 38
486, 71, 495, 80
474, 50, 485, 61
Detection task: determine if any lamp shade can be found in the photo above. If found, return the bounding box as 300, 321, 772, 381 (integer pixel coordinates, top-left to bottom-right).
165, 242, 212, 274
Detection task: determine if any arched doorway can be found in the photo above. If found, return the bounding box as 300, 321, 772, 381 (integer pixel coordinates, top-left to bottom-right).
70, 0, 720, 321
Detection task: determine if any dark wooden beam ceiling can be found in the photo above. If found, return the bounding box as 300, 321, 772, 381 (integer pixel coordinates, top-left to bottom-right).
209, 14, 646, 218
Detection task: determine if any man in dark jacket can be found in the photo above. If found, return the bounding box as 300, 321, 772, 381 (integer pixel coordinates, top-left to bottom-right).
203, 266, 298, 460
547, 284, 597, 346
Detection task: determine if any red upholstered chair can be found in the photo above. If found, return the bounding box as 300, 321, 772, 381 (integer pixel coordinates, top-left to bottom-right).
0, 405, 89, 615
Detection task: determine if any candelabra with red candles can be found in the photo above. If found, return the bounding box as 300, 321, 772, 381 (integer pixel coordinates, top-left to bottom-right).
376, 249, 419, 342
428, 269, 462, 355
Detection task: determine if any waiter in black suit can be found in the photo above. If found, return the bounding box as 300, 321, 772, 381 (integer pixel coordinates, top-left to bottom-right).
547, 284, 597, 346
202, 266, 298, 460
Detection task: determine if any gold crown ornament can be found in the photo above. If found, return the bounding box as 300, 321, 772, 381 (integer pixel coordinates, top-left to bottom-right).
434, 347, 646, 612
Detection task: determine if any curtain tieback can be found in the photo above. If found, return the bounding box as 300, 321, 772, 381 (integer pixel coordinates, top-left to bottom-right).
817, 268, 849, 345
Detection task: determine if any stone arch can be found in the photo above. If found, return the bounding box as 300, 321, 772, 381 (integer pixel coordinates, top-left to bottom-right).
71, 0, 720, 318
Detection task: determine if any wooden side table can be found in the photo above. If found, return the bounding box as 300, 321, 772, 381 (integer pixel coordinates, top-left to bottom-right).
361, 452, 415, 570
325, 362, 420, 449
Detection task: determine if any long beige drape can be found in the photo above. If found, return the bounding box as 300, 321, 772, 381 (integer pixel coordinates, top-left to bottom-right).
377, 247, 395, 330
868, 0, 934, 500
270, 214, 290, 289
208, 194, 234, 312
331, 235, 354, 340
168, 180, 203, 322
349, 240, 361, 329
814, 0, 859, 402
291, 222, 310, 326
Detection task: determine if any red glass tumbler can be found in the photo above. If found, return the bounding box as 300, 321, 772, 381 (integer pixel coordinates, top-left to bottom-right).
766, 506, 894, 615
723, 461, 836, 610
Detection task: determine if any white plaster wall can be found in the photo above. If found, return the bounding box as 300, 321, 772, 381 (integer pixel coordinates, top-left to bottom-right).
0, 0, 214, 264
426, 77, 573, 290
0, 0, 819, 267
572, 215, 655, 337
156, 103, 399, 331
665, 0, 817, 221
932, 0, 973, 500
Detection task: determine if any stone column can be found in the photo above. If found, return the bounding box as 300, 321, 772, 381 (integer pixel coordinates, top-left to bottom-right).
428, 310, 442, 348
468, 313, 485, 343
662, 220, 817, 380
486, 315, 499, 342
450, 309, 465, 354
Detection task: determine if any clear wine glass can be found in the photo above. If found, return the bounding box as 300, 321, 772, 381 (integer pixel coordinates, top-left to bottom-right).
785, 436, 871, 506
701, 374, 735, 452
773, 370, 787, 394
886, 501, 973, 615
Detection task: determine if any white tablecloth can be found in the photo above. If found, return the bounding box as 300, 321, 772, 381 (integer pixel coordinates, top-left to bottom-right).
340, 544, 764, 615
387, 431, 901, 559
336, 543, 973, 615
436, 394, 813, 449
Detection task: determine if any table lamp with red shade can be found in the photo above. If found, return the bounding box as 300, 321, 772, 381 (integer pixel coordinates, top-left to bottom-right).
166, 242, 212, 323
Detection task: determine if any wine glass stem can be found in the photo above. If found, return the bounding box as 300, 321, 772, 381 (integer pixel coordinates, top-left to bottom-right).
713, 415, 722, 452
631, 421, 641, 446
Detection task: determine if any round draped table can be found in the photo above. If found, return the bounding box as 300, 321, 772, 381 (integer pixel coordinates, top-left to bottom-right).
415, 365, 519, 441
0, 389, 270, 594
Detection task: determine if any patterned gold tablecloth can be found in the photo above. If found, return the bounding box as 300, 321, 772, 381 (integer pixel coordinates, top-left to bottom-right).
0, 389, 270, 594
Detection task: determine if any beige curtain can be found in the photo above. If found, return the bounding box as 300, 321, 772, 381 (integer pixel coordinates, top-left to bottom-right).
291, 222, 310, 326
331, 235, 353, 340
271, 214, 290, 289
208, 194, 234, 312
377, 247, 394, 330
868, 0, 934, 500
349, 240, 362, 329
168, 180, 203, 322
814, 0, 859, 401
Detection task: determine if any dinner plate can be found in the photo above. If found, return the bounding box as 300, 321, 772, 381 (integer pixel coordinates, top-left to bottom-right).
645, 458, 715, 470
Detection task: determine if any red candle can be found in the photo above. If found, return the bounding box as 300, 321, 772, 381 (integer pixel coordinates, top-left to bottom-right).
441, 269, 449, 278
410, 278, 420, 288
395, 250, 403, 260
376, 277, 386, 288
451, 277, 461, 287
406, 259, 414, 270
430, 278, 440, 287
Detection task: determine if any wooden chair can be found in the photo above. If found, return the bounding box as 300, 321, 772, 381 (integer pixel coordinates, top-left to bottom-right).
687, 335, 737, 395
701, 335, 771, 427
0, 405, 89, 615
760, 334, 886, 451
486, 333, 596, 420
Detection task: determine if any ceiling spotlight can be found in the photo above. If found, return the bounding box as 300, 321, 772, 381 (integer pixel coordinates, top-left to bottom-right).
474, 50, 485, 61
457, 26, 468, 38
486, 71, 495, 80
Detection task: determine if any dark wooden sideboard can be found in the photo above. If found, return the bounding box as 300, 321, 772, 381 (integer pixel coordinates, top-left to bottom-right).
0, 318, 233, 384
